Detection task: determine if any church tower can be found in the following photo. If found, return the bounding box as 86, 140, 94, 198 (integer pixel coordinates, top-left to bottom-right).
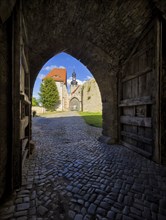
70, 71, 78, 93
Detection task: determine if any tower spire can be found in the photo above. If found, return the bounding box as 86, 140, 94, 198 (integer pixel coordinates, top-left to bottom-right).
71, 70, 78, 86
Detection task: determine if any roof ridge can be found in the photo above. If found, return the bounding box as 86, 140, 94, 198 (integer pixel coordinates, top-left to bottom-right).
71, 85, 80, 95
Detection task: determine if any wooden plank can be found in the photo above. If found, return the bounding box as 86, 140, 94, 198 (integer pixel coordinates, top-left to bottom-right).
131, 78, 138, 98
12, 6, 22, 188
153, 17, 162, 163
22, 17, 28, 43
118, 68, 122, 142
123, 106, 135, 116
122, 80, 131, 99
22, 46, 29, 74
120, 115, 152, 127
22, 138, 28, 154
119, 96, 152, 107
122, 67, 151, 82
20, 116, 29, 139
121, 141, 152, 158
145, 72, 153, 96
20, 64, 25, 93
20, 93, 31, 104
135, 105, 146, 117
139, 74, 148, 97
21, 116, 29, 128
131, 44, 153, 60
22, 149, 28, 168
121, 131, 152, 144
123, 135, 137, 146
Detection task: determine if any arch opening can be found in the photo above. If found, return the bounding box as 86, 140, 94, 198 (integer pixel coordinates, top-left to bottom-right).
2, 0, 166, 208
69, 97, 80, 111
32, 52, 103, 115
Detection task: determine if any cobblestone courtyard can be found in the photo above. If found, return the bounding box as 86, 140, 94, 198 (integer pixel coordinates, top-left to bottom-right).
0, 111, 166, 220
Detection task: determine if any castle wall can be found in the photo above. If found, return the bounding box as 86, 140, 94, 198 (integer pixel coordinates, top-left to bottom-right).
82, 78, 102, 112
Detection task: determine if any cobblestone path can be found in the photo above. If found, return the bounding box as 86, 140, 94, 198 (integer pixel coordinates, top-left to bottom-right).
0, 111, 166, 220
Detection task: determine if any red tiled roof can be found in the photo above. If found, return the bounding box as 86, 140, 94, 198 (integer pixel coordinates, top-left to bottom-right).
44, 68, 67, 85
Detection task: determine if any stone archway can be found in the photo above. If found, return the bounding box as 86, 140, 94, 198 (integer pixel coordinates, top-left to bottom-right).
21, 0, 166, 166
70, 97, 80, 111
1, 0, 166, 202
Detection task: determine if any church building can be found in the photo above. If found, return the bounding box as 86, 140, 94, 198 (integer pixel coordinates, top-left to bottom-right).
43, 68, 102, 112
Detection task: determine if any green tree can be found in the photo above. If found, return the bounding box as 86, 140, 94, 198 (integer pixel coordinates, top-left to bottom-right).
32, 97, 39, 106
39, 78, 60, 111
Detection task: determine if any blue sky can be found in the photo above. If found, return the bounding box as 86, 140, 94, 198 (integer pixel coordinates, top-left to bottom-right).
33, 52, 93, 98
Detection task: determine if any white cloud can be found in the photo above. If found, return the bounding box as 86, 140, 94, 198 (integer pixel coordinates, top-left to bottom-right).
32, 92, 39, 99
83, 75, 93, 81
67, 77, 72, 86
86, 76, 92, 80
44, 65, 58, 71
37, 73, 45, 80
77, 79, 86, 85
43, 65, 66, 71
59, 66, 65, 69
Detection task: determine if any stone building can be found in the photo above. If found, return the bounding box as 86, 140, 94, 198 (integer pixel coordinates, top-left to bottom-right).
42, 69, 102, 112
44, 68, 69, 111
69, 72, 102, 112
68, 71, 102, 112
0, 0, 166, 202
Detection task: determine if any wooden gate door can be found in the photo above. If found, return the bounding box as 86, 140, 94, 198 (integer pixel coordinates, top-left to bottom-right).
20, 15, 31, 168
12, 3, 31, 189
161, 19, 166, 164
119, 19, 162, 162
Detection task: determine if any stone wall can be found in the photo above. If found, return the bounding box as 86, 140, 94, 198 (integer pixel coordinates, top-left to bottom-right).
55, 82, 63, 111
25, 0, 155, 143
32, 106, 46, 115
55, 82, 68, 111
1, 0, 166, 202
62, 83, 69, 111
82, 78, 102, 112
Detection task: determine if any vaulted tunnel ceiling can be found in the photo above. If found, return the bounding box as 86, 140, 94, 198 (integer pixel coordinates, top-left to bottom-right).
20, 0, 166, 89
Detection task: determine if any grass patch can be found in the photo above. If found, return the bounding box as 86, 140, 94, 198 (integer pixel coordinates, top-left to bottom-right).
79, 112, 102, 128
